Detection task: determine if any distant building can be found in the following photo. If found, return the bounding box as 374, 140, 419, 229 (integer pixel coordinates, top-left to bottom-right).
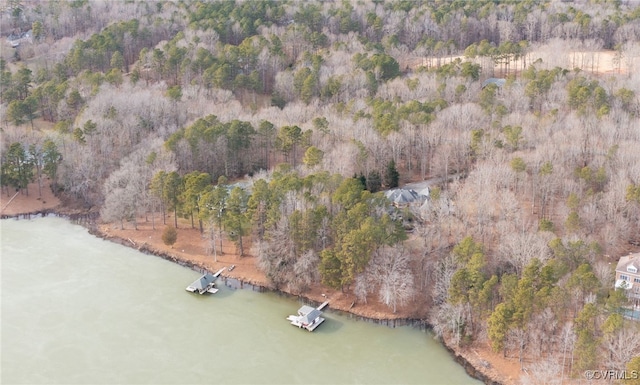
384, 188, 427, 208
615, 252, 640, 307
6, 30, 32, 47
481, 78, 506, 89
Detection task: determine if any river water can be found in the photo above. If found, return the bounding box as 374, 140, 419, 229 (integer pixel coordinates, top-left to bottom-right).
1, 216, 480, 384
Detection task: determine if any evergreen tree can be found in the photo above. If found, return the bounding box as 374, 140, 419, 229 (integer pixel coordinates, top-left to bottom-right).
199, 177, 229, 256
1, 142, 34, 195
42, 139, 61, 187
625, 357, 640, 385
366, 170, 381, 193
384, 160, 399, 188
303, 146, 324, 168
162, 225, 178, 248
163, 171, 183, 228
574, 303, 599, 374
181, 171, 212, 232
224, 186, 249, 256
488, 303, 513, 354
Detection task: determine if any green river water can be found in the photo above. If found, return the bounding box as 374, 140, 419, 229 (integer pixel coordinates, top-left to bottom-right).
1, 216, 480, 384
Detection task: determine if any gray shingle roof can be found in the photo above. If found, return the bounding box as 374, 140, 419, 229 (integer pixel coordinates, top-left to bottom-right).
482, 78, 506, 88
384, 188, 422, 204
191, 273, 216, 290
616, 253, 640, 274
298, 305, 321, 324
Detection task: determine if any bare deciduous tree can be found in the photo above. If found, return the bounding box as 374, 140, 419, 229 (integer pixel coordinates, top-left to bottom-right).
603, 325, 640, 371
520, 358, 563, 385
431, 253, 458, 306
430, 302, 472, 347
292, 249, 321, 293
498, 230, 550, 276
374, 246, 415, 313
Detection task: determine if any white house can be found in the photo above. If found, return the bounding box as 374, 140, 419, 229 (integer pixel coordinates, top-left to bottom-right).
615, 252, 640, 308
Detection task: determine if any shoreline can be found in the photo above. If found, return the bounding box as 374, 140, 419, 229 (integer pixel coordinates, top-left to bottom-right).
89, 221, 424, 326
2, 208, 507, 385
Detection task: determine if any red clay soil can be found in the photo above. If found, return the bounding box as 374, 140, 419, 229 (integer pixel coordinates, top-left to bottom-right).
98, 215, 414, 321
1, 181, 61, 217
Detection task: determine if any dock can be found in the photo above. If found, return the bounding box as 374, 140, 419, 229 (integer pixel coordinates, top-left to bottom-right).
286, 301, 329, 331
185, 268, 226, 294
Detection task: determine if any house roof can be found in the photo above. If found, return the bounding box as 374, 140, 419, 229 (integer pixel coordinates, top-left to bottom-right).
418, 186, 430, 197
482, 78, 506, 89
384, 188, 424, 204
616, 253, 640, 274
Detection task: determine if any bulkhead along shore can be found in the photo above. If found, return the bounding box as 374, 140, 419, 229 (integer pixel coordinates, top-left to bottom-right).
1, 181, 512, 385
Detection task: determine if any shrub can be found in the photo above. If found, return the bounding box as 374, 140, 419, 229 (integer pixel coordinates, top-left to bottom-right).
162, 226, 178, 248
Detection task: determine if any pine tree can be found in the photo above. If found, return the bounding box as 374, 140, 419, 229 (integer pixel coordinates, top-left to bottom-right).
366, 170, 381, 192
384, 160, 399, 188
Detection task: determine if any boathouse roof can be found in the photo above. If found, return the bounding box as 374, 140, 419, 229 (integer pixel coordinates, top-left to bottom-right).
191, 273, 216, 290
298, 305, 322, 324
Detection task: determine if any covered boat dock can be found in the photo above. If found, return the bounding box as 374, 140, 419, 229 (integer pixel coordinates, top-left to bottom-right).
185, 268, 226, 294
286, 301, 329, 331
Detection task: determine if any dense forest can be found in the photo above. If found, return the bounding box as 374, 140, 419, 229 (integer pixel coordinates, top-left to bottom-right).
2, 0, 640, 382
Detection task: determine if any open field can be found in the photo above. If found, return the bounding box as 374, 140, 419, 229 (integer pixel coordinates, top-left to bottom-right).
405, 48, 636, 77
